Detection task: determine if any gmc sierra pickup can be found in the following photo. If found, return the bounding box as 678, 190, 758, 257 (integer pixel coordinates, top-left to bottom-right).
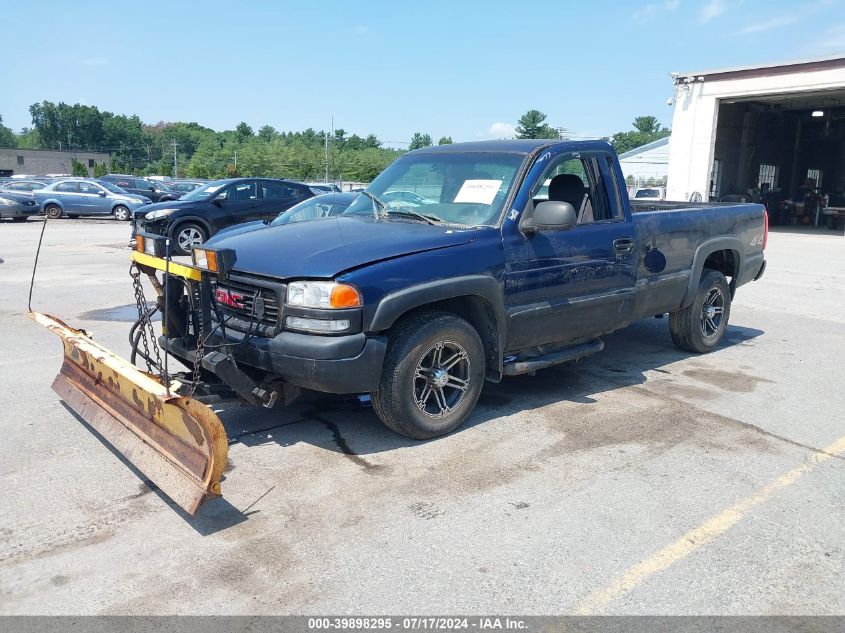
158, 139, 767, 440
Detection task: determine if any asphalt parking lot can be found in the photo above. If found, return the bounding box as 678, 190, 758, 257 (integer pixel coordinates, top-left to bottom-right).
0, 218, 843, 615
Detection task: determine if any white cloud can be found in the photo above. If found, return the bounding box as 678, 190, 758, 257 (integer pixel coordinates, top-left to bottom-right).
80, 57, 108, 66
699, 0, 726, 22
737, 15, 797, 35
486, 122, 516, 138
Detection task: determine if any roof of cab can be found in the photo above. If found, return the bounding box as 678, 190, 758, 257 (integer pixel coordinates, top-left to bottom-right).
408, 139, 613, 155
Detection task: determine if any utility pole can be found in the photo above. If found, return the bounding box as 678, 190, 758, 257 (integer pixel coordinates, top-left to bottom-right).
171, 140, 178, 178
324, 117, 331, 183
233, 150, 237, 169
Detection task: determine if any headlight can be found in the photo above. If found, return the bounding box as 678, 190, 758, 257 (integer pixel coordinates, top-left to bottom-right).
286, 281, 362, 309
0, 198, 14, 206
145, 208, 176, 221
192, 246, 237, 277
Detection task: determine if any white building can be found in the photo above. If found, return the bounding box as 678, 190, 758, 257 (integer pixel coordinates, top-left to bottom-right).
618, 136, 670, 186
666, 55, 845, 209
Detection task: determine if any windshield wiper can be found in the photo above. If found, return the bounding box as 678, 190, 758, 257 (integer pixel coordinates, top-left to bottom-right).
381, 209, 443, 225
361, 191, 388, 220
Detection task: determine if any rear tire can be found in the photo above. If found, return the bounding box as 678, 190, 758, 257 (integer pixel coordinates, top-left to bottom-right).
45, 204, 62, 219
669, 269, 731, 353
172, 222, 207, 256
372, 311, 485, 440
113, 205, 130, 221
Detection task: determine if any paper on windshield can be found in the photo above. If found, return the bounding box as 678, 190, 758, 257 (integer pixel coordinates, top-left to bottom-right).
453, 179, 502, 205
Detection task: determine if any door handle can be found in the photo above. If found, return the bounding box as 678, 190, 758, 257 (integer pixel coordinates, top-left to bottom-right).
613, 238, 635, 254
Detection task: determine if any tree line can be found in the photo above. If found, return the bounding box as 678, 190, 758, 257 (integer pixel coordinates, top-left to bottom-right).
0, 104, 669, 181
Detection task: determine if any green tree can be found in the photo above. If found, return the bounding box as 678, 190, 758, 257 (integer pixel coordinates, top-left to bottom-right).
93, 162, 108, 177
610, 115, 670, 154
0, 115, 16, 147
409, 132, 433, 150
515, 110, 555, 139
71, 158, 89, 176
235, 122, 254, 142
257, 125, 276, 142
438, 136, 453, 145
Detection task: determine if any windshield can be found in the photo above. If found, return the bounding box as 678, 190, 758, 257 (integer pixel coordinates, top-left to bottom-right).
99, 181, 128, 194
179, 180, 229, 201
271, 194, 354, 226
344, 152, 525, 226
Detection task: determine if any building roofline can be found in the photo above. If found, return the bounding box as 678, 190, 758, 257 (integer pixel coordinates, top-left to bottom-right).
673, 54, 845, 83
617, 136, 669, 159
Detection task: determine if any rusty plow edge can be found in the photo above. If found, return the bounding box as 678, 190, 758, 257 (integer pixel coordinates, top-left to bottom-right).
29, 311, 228, 516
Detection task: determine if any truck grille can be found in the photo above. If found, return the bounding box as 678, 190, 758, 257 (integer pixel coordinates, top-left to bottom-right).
212, 276, 284, 335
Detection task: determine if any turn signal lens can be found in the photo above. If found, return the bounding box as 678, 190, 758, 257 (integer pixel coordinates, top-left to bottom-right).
135, 235, 145, 253
330, 284, 362, 308
192, 248, 218, 272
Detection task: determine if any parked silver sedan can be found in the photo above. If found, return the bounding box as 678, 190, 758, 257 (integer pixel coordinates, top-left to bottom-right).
34, 179, 151, 220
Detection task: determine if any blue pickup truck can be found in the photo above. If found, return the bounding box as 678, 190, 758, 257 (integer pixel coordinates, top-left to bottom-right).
157, 139, 767, 440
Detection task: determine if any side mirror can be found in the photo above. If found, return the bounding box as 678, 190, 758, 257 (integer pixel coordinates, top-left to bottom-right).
149, 186, 156, 191
520, 200, 577, 235
212, 195, 224, 206
98, 190, 107, 197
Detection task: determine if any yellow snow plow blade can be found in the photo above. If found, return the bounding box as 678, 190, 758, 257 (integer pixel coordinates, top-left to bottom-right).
30, 311, 228, 516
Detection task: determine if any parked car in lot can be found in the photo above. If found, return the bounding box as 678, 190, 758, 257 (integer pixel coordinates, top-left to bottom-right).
138, 177, 313, 255
634, 187, 666, 201
34, 179, 151, 220
211, 192, 359, 240
166, 180, 205, 194
0, 192, 41, 222
101, 175, 181, 202
168, 139, 767, 440
303, 182, 342, 194
0, 179, 48, 196
382, 190, 435, 206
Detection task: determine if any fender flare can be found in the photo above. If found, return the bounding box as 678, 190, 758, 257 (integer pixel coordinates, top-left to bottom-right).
367, 275, 507, 377
682, 237, 743, 308
40, 197, 64, 211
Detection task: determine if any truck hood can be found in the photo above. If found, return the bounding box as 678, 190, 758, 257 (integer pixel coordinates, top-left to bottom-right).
205, 216, 476, 279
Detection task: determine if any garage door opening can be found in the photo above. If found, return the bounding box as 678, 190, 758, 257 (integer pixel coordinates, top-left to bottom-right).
711, 89, 845, 231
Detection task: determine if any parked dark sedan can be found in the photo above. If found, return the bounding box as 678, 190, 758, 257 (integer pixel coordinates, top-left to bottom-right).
0, 192, 41, 222
137, 177, 313, 255
101, 175, 181, 203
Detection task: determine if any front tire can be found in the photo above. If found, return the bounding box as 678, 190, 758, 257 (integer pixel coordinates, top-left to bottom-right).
669, 269, 731, 353
172, 222, 207, 256
45, 204, 62, 219
372, 311, 485, 439
113, 205, 130, 221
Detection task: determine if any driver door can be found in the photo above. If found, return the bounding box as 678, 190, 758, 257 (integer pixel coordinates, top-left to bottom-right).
503, 151, 636, 351
214, 180, 259, 226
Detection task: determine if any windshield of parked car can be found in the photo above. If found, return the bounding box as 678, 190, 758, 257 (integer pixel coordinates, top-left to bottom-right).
179, 180, 228, 201
270, 194, 354, 226
99, 181, 128, 194
343, 152, 525, 226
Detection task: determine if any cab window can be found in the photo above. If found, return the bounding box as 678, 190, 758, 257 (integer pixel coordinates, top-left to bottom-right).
529, 154, 614, 224
219, 181, 257, 201
78, 181, 102, 195
55, 182, 78, 193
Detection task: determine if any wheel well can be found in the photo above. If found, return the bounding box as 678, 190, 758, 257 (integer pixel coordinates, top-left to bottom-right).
392, 295, 500, 380
171, 217, 210, 237
703, 249, 739, 296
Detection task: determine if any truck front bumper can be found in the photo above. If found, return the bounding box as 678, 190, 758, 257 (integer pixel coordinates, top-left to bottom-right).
165, 329, 387, 395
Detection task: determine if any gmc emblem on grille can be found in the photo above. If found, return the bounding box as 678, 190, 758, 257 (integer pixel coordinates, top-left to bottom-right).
215, 288, 244, 308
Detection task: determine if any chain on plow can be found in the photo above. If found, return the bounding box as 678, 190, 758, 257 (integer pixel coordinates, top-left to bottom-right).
130, 262, 165, 377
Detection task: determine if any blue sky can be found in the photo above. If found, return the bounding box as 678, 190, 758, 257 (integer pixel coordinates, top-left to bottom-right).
2, 0, 843, 146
